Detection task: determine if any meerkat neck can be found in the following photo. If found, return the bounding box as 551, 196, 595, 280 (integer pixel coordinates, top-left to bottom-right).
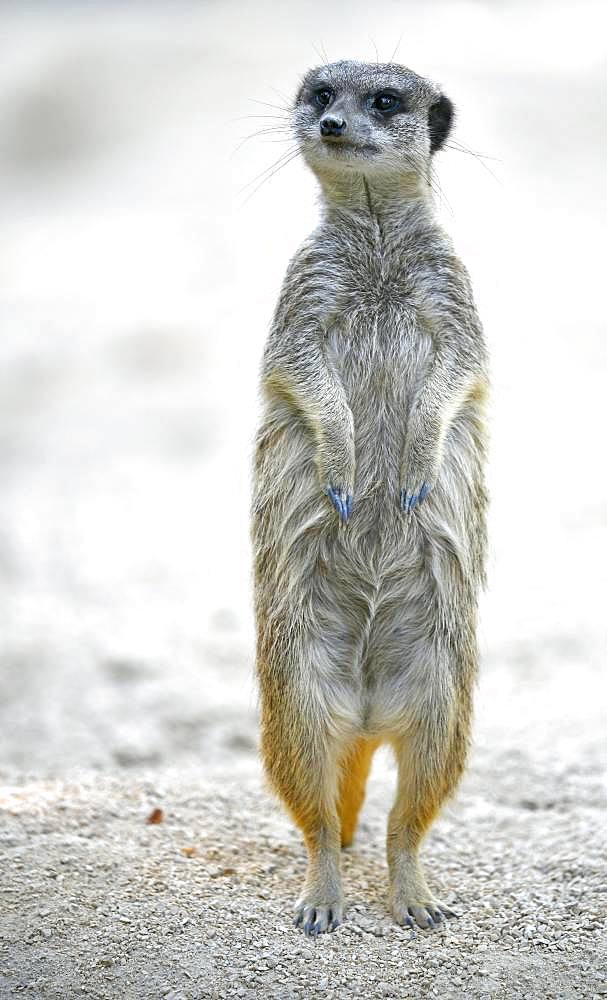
315, 170, 436, 240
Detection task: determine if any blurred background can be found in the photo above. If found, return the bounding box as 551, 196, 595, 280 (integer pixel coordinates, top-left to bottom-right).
0, 0, 605, 781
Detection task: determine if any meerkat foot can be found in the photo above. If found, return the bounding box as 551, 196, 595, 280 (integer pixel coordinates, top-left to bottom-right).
390, 877, 457, 930
389, 852, 456, 930
293, 899, 343, 936
293, 880, 344, 936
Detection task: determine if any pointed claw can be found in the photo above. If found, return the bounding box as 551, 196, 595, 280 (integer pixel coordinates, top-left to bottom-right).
327, 486, 351, 523
402, 492, 416, 513
401, 485, 429, 513
326, 487, 341, 519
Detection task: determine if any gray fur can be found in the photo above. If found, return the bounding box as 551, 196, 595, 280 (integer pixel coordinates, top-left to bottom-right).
251, 60, 489, 934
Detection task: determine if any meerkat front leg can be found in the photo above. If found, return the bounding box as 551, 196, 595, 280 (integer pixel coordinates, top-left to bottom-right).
400, 353, 485, 513
400, 267, 487, 512
400, 366, 465, 512
263, 328, 355, 521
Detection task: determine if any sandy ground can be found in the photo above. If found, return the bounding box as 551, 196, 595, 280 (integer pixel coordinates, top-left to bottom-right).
1, 2, 606, 998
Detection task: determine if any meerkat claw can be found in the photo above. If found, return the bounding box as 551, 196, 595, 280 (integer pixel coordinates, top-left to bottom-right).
327, 486, 352, 522
400, 489, 418, 513
397, 901, 455, 929
400, 482, 431, 513
295, 901, 342, 936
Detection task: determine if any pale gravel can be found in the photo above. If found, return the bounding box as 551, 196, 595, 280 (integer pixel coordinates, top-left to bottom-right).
1, 688, 606, 1000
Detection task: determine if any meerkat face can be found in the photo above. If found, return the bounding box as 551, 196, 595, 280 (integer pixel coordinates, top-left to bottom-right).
293, 60, 454, 180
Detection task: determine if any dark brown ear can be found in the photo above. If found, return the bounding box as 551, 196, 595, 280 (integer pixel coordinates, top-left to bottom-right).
429, 94, 454, 153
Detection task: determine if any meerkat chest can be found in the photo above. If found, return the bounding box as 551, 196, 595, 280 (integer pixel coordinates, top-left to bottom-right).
320, 242, 435, 389
324, 294, 433, 402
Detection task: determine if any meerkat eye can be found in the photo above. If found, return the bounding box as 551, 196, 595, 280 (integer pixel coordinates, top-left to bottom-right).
371, 92, 400, 114
314, 87, 334, 109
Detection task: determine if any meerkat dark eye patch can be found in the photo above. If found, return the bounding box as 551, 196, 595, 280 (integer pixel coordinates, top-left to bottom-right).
428, 94, 454, 153
368, 91, 402, 116
314, 87, 334, 109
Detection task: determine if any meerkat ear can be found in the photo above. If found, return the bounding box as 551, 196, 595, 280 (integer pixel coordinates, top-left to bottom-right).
428, 94, 455, 153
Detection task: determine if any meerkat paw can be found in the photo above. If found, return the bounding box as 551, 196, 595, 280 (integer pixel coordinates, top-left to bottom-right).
390, 887, 456, 930
399, 481, 432, 513
325, 485, 353, 523
293, 891, 344, 936
399, 432, 439, 513
317, 442, 355, 523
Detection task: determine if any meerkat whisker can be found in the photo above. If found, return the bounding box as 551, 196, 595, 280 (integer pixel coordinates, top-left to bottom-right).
270, 85, 294, 108
444, 142, 502, 183
249, 97, 293, 114
233, 114, 292, 124
312, 41, 330, 66
447, 138, 500, 161
232, 128, 292, 158
388, 35, 403, 65
240, 149, 303, 204
239, 146, 301, 194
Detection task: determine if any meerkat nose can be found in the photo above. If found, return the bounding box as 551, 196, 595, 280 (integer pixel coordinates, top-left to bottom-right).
320, 116, 347, 137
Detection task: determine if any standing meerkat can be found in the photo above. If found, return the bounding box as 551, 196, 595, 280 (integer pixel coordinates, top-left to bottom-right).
251, 59, 488, 936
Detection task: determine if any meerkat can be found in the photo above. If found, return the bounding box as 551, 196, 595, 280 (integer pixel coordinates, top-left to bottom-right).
251, 59, 488, 936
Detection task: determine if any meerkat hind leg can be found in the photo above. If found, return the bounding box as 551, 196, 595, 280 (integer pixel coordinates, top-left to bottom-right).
260, 706, 345, 935
337, 737, 380, 848
387, 721, 464, 930
293, 819, 343, 936
287, 752, 344, 935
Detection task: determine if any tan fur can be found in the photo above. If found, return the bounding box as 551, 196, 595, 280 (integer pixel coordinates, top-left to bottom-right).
337, 738, 380, 848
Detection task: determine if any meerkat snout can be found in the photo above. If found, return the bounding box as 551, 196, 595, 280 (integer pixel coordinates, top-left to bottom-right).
320, 114, 347, 137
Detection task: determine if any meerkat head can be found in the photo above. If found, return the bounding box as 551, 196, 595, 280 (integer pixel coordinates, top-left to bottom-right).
293, 60, 454, 182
